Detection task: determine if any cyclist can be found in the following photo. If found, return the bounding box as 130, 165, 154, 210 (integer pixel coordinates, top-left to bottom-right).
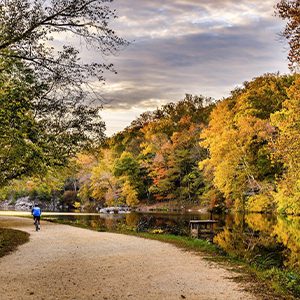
31, 203, 42, 230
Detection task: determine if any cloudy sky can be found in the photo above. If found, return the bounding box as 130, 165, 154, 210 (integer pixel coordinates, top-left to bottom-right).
97, 0, 289, 136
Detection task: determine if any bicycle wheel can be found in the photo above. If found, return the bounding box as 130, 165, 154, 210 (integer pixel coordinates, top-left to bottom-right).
35, 221, 39, 231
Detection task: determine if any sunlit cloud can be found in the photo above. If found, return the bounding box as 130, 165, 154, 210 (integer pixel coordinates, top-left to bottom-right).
111, 0, 277, 39
92, 0, 290, 135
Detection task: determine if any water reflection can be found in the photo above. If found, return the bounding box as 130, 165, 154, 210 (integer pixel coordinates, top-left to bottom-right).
214, 213, 285, 269
273, 216, 300, 271
44, 211, 300, 273
49, 212, 201, 235
214, 213, 300, 273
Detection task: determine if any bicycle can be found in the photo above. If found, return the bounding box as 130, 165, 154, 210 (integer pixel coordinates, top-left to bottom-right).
31, 203, 42, 231
34, 217, 41, 231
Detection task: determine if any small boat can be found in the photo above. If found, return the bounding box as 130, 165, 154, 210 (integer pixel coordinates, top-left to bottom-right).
99, 206, 131, 214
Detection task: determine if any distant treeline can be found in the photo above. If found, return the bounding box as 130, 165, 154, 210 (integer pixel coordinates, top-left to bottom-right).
2, 73, 300, 215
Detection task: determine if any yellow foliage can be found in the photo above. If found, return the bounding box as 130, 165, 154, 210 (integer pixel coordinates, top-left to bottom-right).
74, 201, 81, 209
151, 229, 164, 234
246, 194, 275, 213
273, 217, 300, 271
121, 180, 139, 207
271, 76, 300, 214
200, 75, 296, 209
245, 213, 275, 233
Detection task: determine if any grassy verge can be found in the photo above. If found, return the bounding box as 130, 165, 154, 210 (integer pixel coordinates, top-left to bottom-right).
0, 228, 29, 258
122, 231, 219, 254
44, 218, 298, 300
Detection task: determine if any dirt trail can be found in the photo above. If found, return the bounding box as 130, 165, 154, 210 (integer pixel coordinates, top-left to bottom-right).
0, 216, 256, 300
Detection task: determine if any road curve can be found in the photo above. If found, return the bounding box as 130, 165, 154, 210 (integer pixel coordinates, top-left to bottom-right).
0, 216, 256, 300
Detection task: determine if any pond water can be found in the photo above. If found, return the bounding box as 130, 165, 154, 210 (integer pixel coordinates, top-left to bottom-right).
41, 211, 300, 273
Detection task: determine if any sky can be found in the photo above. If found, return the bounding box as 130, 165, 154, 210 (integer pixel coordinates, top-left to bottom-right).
97, 0, 289, 136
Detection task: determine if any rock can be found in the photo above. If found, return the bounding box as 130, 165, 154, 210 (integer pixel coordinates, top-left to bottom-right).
0, 196, 60, 212
15, 197, 32, 211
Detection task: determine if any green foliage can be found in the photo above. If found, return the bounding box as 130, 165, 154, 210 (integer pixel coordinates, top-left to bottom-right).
0, 53, 105, 187
0, 58, 46, 185
262, 268, 300, 297
0, 0, 128, 186
0, 163, 78, 205
113, 152, 141, 184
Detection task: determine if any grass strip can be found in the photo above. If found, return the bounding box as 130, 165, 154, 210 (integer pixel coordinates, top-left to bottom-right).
0, 228, 29, 258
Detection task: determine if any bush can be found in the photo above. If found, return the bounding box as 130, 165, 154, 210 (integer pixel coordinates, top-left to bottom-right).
262, 267, 300, 297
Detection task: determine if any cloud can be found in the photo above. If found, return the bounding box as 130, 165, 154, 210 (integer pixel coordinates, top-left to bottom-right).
110, 0, 278, 39
100, 18, 288, 109
88, 0, 289, 134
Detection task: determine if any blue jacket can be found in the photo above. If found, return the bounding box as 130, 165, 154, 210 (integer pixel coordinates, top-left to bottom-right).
32, 207, 41, 217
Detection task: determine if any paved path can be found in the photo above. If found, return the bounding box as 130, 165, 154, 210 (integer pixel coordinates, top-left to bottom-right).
0, 216, 256, 300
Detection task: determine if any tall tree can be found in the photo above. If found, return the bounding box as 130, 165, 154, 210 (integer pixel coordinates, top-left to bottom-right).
140, 95, 212, 202
271, 76, 300, 214
0, 58, 45, 184
276, 0, 300, 70
0, 0, 128, 91
0, 0, 127, 185
200, 74, 295, 210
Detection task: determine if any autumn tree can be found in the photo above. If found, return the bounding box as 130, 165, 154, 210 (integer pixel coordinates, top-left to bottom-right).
121, 180, 139, 207
200, 74, 295, 210
276, 0, 300, 70
169, 117, 206, 202
140, 95, 212, 202
271, 75, 300, 214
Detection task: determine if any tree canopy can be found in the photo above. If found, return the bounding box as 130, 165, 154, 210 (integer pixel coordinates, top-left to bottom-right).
0, 0, 128, 90
0, 0, 127, 185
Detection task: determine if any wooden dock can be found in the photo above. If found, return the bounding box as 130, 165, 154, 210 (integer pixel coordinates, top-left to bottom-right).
189, 220, 218, 239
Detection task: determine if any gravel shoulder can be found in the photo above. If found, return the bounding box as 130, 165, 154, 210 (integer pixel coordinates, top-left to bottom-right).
0, 216, 256, 300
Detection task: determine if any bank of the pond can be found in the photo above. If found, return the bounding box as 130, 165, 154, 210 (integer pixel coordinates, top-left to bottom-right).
0, 228, 29, 258
44, 216, 299, 300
